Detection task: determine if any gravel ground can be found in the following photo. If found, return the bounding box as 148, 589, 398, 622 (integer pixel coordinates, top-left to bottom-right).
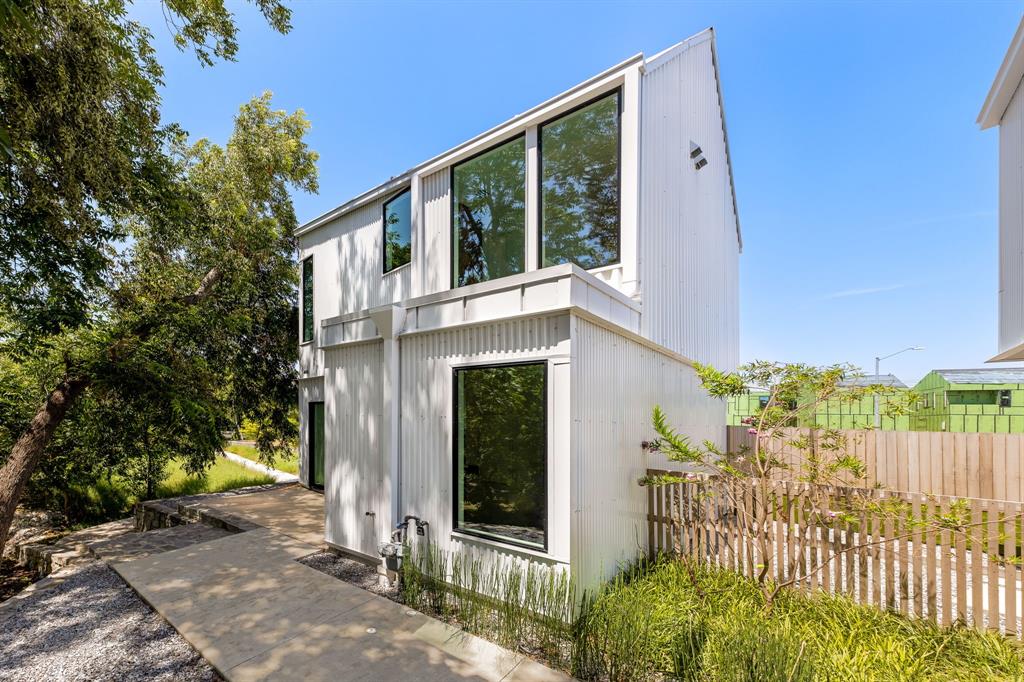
297, 550, 400, 599
0, 561, 220, 682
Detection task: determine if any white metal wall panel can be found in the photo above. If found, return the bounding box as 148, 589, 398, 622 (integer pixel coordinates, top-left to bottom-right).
298, 198, 412, 324
296, 377, 324, 487
323, 341, 385, 559
400, 314, 572, 572
999, 77, 1024, 355
421, 168, 451, 297
570, 315, 723, 588
638, 39, 740, 370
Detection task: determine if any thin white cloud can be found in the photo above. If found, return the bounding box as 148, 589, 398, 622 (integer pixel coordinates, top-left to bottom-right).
817, 283, 909, 301
902, 210, 995, 228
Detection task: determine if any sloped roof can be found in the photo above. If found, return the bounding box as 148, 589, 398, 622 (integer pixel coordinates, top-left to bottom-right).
978, 15, 1024, 130
934, 368, 1024, 384
839, 374, 907, 389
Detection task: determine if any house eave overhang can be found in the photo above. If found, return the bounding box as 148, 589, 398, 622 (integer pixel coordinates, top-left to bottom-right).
978, 15, 1024, 130
988, 339, 1024, 362
317, 264, 692, 366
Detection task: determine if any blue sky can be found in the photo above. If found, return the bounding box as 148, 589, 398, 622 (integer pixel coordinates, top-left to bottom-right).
131, 0, 1023, 386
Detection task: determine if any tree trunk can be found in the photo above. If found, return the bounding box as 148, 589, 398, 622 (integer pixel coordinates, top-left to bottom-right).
0, 266, 220, 557
0, 376, 89, 557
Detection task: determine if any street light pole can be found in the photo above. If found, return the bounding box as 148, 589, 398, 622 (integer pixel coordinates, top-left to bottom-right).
873, 346, 924, 428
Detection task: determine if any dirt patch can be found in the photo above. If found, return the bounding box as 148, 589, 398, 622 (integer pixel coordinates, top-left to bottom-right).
0, 557, 39, 603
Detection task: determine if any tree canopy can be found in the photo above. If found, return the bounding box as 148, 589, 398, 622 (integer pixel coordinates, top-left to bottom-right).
0, 0, 313, 553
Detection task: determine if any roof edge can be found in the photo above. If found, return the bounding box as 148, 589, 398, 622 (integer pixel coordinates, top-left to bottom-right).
296, 51, 645, 237
978, 15, 1024, 130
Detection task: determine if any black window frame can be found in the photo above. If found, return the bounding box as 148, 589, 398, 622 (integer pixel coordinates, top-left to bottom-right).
537, 88, 623, 271
451, 360, 549, 552
308, 400, 325, 492
450, 133, 528, 290
301, 255, 314, 343
382, 187, 413, 274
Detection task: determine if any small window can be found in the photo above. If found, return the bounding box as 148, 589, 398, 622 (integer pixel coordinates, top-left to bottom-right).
758, 396, 769, 409
454, 362, 546, 549
1000, 390, 1012, 408
540, 91, 621, 270
452, 135, 527, 288
383, 189, 412, 273
301, 256, 313, 343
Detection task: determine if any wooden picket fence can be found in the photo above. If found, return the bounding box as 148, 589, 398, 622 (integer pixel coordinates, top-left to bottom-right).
646, 469, 1024, 637
726, 426, 1024, 502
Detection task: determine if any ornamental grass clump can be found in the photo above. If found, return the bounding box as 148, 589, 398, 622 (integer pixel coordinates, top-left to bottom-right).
400, 544, 578, 669
574, 556, 1024, 681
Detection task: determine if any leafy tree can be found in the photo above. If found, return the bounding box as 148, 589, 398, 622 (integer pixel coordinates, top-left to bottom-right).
640, 361, 974, 611
0, 0, 312, 556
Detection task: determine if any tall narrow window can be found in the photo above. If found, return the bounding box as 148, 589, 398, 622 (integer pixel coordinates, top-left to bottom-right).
383, 189, 412, 272
540, 91, 621, 269
454, 362, 546, 549
302, 256, 313, 343
452, 136, 526, 287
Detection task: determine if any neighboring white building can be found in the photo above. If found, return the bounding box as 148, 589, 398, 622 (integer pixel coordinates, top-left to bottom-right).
980, 16, 1024, 362
296, 28, 740, 589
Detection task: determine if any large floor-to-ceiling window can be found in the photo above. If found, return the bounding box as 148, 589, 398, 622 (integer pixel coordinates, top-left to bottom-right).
451, 136, 527, 287
539, 91, 621, 269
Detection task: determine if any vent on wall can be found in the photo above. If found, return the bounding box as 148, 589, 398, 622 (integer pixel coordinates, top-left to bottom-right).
690, 141, 707, 170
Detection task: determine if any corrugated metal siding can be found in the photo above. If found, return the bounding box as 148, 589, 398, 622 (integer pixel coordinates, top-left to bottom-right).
638, 40, 740, 370
570, 316, 723, 588
298, 198, 412, 321
1000, 76, 1024, 354
400, 314, 572, 570
421, 168, 450, 296
323, 341, 385, 558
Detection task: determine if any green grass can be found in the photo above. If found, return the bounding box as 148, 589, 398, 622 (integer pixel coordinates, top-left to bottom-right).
155, 456, 275, 497
57, 456, 275, 527
224, 442, 299, 475
576, 558, 1024, 681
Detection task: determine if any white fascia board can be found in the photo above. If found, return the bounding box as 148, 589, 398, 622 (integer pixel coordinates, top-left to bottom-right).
296, 53, 644, 238
978, 15, 1024, 130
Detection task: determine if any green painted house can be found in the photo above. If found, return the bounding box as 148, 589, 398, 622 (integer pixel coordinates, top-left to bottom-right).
909, 368, 1024, 433
727, 375, 911, 430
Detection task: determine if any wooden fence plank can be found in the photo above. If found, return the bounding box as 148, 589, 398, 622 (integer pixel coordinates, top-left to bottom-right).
926, 496, 938, 622
980, 434, 994, 501
972, 502, 984, 628
885, 504, 896, 611
967, 433, 981, 499
1005, 504, 1018, 637
912, 495, 924, 617
988, 499, 1001, 631
955, 500, 968, 622
940, 497, 952, 626
907, 433, 920, 494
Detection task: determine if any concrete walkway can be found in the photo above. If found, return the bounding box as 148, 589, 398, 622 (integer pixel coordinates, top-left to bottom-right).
112, 487, 569, 681
221, 451, 298, 483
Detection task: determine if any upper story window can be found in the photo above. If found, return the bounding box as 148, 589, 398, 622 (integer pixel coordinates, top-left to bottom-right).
452, 135, 526, 288
539, 91, 621, 269
301, 256, 313, 343
383, 189, 412, 273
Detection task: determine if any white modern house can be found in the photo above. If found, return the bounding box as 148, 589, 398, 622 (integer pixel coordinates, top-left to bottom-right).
980, 16, 1024, 362
296, 28, 740, 589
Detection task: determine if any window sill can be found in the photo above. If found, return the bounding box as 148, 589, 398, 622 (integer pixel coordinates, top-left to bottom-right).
450, 530, 566, 564
299, 340, 315, 347
383, 261, 411, 277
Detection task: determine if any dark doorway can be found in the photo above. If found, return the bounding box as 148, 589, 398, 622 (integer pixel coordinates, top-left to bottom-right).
309, 401, 325, 491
